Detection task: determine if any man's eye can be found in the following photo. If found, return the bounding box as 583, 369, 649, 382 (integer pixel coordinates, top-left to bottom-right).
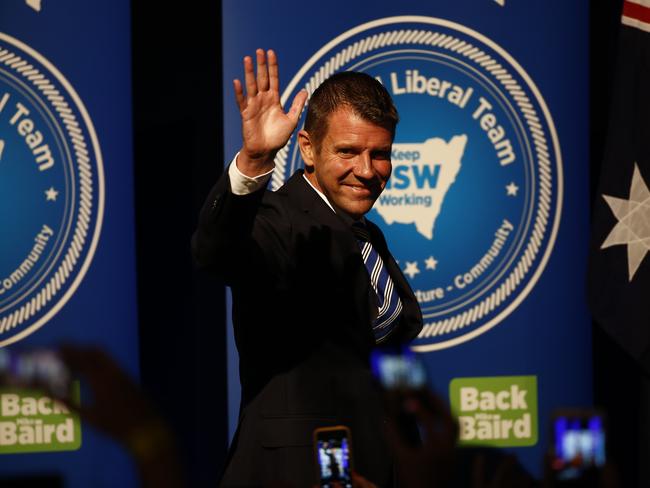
338, 148, 353, 155
373, 151, 391, 160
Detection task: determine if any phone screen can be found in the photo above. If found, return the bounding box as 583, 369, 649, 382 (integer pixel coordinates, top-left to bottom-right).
552, 412, 606, 481
0, 348, 71, 397
315, 427, 353, 488
370, 345, 427, 390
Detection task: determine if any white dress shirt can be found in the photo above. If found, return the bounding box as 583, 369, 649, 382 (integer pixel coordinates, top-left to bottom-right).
228, 154, 335, 212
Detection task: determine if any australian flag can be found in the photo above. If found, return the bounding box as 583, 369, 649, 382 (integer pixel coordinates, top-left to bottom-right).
589, 0, 650, 374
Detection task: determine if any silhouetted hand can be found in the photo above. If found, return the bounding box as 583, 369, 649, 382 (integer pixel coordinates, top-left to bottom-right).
311, 471, 377, 488
472, 453, 535, 488
385, 390, 457, 488
57, 345, 185, 488
540, 452, 621, 488
58, 345, 152, 442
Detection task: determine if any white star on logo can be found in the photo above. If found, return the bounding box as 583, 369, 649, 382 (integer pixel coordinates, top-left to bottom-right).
403, 261, 420, 279
425, 256, 438, 270
45, 187, 59, 201
601, 163, 650, 281
506, 182, 519, 196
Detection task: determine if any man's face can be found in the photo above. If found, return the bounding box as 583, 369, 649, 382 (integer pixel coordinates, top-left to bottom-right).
299, 108, 393, 220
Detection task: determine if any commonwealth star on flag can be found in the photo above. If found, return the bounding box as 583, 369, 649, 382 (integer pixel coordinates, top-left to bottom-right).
589, 0, 650, 374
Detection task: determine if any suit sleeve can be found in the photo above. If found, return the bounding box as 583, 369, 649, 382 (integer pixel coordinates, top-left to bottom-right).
191, 171, 292, 285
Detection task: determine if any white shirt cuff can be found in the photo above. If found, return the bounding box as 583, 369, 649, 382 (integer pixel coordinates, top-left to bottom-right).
228, 153, 274, 195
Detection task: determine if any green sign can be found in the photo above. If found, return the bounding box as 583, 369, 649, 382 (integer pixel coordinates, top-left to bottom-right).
0, 383, 81, 454
449, 375, 537, 447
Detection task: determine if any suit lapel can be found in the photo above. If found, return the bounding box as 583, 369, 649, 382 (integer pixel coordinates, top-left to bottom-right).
279, 171, 422, 342
281, 171, 350, 235
281, 172, 379, 331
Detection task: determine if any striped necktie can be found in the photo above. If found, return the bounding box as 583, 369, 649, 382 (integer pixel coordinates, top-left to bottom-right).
351, 222, 403, 343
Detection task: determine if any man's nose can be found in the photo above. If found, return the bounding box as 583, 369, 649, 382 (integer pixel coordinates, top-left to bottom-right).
354, 151, 374, 179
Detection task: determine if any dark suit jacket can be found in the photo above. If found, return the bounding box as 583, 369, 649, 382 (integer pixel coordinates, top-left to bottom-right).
193, 169, 423, 487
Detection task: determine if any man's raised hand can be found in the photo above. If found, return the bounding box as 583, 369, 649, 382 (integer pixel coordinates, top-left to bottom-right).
234, 49, 307, 177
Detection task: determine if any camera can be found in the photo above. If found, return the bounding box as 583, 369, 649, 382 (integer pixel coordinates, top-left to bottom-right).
550, 409, 606, 483
313, 425, 354, 488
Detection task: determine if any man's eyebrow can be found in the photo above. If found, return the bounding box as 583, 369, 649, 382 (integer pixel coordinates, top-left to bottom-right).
333, 142, 361, 150
371, 149, 392, 159
332, 138, 358, 145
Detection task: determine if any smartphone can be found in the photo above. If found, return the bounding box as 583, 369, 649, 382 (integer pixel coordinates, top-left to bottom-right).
370, 346, 429, 447
370, 345, 427, 390
0, 348, 71, 398
313, 425, 353, 488
550, 409, 606, 482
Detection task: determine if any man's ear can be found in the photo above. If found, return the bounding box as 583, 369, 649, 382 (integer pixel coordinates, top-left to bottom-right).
298, 130, 315, 171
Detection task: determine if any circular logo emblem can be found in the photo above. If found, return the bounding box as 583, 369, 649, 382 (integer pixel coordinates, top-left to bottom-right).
276, 16, 562, 351
0, 34, 104, 346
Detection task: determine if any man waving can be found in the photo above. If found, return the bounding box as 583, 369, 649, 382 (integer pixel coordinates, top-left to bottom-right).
193, 49, 422, 486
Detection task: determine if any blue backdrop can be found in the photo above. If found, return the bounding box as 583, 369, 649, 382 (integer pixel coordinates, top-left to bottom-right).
0, 1, 139, 486
223, 0, 591, 479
